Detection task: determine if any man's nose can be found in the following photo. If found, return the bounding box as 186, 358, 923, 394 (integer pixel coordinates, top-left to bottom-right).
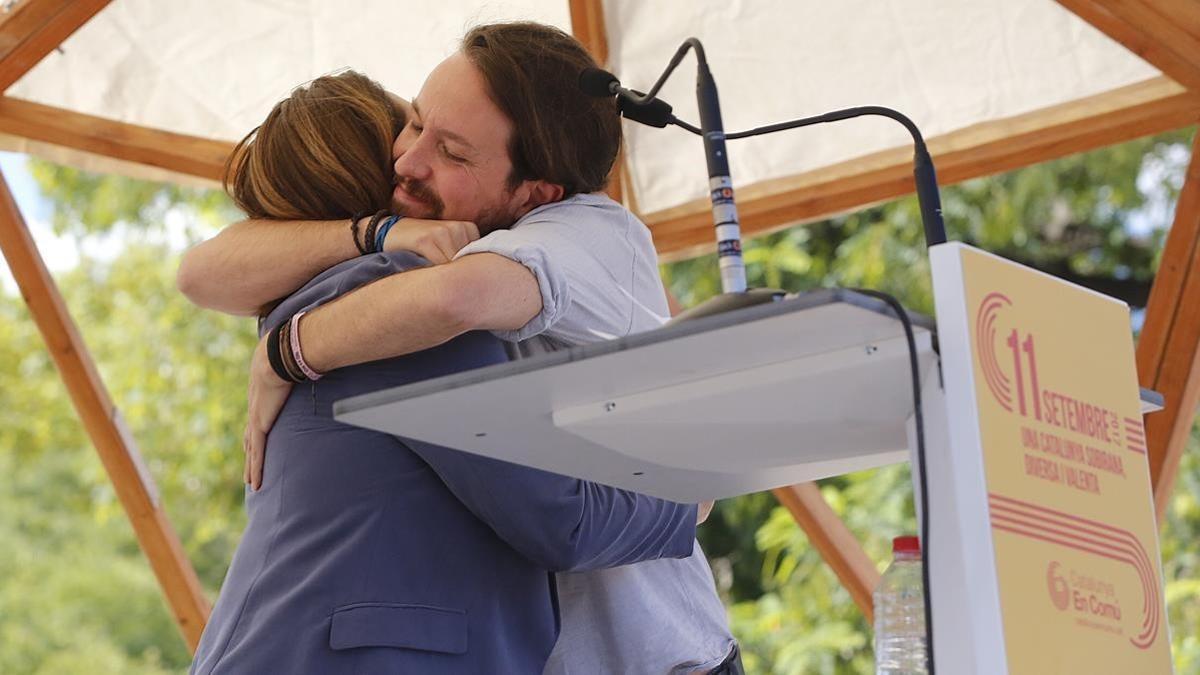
394, 137, 431, 182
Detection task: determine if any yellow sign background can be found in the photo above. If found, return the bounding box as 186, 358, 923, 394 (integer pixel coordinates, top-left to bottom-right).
961, 247, 1171, 673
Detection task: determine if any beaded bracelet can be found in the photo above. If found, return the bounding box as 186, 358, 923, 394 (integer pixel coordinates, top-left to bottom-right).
350, 210, 371, 254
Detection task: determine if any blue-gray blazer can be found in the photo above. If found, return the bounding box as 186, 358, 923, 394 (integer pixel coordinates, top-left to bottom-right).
189, 252, 697, 674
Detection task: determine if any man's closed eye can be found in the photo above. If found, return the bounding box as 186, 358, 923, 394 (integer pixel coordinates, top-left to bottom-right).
441, 144, 468, 163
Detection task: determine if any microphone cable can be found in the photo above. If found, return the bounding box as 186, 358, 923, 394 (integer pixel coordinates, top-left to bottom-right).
852, 287, 935, 675
669, 106, 948, 249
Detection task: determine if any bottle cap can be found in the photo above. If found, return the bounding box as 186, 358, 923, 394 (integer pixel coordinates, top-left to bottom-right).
893, 535, 921, 555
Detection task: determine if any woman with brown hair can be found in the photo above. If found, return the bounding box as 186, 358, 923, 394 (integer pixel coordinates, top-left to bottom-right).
189, 70, 714, 674
224, 70, 477, 284
226, 70, 401, 221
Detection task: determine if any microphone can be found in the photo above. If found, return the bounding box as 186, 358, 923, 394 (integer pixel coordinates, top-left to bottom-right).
579, 68, 677, 129
579, 67, 619, 97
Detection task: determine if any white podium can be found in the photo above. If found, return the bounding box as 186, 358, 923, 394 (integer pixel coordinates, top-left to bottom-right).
335, 289, 938, 502
334, 259, 1171, 673
335, 287, 1161, 503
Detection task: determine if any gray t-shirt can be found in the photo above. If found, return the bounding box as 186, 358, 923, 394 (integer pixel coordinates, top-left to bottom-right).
455, 193, 735, 674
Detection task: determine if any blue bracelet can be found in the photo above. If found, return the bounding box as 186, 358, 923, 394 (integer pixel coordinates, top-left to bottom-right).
374, 215, 401, 252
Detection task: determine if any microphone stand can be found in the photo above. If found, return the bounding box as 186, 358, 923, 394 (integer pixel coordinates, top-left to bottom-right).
692, 40, 747, 296
618, 39, 786, 322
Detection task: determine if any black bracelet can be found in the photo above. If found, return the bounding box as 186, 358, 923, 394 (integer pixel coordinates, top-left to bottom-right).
278, 322, 308, 383
350, 210, 371, 254
266, 322, 299, 383
364, 210, 390, 254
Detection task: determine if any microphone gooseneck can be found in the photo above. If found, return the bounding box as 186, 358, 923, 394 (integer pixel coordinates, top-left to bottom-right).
578, 49, 951, 260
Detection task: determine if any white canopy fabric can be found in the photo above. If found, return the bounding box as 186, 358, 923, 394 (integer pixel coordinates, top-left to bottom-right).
3, 0, 1161, 215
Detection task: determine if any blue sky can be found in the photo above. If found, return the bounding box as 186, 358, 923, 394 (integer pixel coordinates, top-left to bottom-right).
0, 151, 200, 295
0, 151, 80, 293
0, 152, 50, 221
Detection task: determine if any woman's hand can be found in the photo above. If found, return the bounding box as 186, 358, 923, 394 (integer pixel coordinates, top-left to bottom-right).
244, 335, 293, 490
384, 218, 481, 263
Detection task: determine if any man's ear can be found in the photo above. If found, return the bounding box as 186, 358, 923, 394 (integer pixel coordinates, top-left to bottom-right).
513, 179, 565, 218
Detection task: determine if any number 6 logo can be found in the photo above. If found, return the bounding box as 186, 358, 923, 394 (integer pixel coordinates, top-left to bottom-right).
1047, 561, 1070, 611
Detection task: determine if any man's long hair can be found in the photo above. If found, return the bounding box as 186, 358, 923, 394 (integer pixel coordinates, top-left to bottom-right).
462, 22, 621, 197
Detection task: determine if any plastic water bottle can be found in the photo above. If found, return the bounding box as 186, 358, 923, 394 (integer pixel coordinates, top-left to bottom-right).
873, 535, 928, 675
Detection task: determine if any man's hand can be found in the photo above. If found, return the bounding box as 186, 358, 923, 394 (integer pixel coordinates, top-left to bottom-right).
244, 335, 294, 490
384, 218, 481, 263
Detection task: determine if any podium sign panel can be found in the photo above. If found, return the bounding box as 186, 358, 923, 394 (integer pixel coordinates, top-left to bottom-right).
931, 243, 1171, 673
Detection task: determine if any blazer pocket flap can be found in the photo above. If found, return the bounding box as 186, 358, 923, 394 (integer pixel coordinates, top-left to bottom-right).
329, 602, 467, 654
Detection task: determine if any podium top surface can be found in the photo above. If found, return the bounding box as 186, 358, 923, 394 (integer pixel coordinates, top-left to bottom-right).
335, 289, 938, 501
338, 288, 935, 410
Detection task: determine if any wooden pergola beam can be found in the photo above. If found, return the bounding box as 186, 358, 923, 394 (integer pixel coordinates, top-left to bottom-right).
0, 96, 232, 181
0, 169, 210, 650
0, 0, 111, 93
569, 0, 624, 205
646, 76, 1200, 258
1135, 133, 1200, 522
772, 484, 881, 622
568, 0, 608, 69
1056, 0, 1200, 92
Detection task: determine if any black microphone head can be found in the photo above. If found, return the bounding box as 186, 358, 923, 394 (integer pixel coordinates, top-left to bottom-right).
579, 67, 619, 97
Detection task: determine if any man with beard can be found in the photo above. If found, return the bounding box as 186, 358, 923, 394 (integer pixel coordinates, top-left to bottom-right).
180, 21, 738, 675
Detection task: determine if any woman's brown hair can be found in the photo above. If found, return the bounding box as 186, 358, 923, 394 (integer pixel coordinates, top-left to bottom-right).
224, 70, 404, 220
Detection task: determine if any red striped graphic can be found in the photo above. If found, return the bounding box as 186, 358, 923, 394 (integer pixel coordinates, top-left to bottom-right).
976, 293, 1014, 412
1123, 417, 1147, 455
988, 493, 1160, 649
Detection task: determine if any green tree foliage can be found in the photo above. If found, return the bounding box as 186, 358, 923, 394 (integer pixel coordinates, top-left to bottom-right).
1162, 442, 1200, 669
0, 128, 1197, 673
0, 176, 253, 672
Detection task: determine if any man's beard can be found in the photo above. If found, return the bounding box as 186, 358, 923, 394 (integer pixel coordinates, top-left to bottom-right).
472, 204, 519, 235
393, 176, 445, 219
393, 176, 521, 235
